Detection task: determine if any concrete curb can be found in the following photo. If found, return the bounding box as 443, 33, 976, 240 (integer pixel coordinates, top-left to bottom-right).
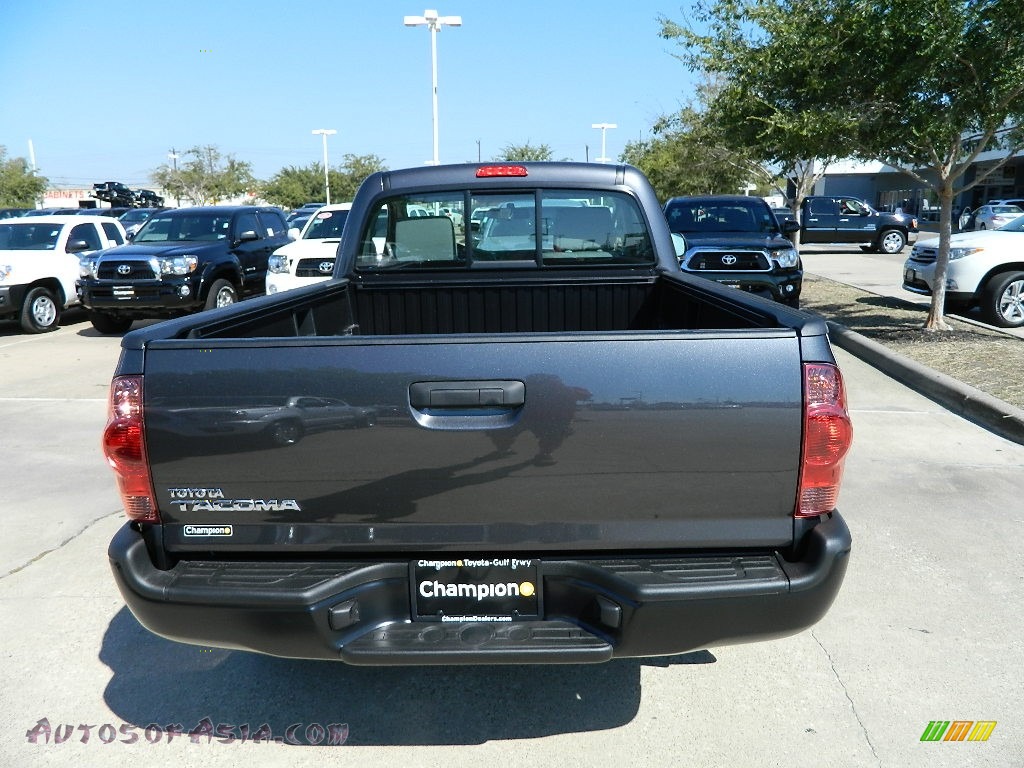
826, 320, 1024, 446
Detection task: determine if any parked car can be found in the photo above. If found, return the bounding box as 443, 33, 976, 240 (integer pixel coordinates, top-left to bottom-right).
771, 206, 797, 224
118, 207, 166, 238
76, 207, 130, 218
0, 208, 30, 219
903, 213, 1024, 327
24, 208, 82, 216
77, 206, 292, 333
960, 204, 1024, 231
796, 196, 917, 253
267, 203, 351, 295
0, 215, 126, 332
663, 194, 803, 306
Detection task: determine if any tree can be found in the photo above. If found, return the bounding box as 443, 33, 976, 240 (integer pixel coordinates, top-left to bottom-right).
495, 142, 553, 162
151, 145, 257, 206
622, 83, 781, 203
662, 0, 1024, 330
0, 146, 47, 208
260, 154, 388, 210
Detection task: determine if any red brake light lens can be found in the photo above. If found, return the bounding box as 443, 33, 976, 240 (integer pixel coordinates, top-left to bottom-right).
797, 363, 853, 517
103, 375, 159, 523
476, 165, 528, 178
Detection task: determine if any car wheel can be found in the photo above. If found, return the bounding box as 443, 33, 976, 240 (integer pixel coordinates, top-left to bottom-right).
877, 229, 906, 254
268, 420, 303, 446
89, 312, 134, 334
20, 287, 61, 333
981, 271, 1024, 328
205, 279, 238, 311
979, 223, 987, 230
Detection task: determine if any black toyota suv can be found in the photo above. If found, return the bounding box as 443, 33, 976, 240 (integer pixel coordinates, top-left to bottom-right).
78, 206, 291, 333
663, 195, 803, 307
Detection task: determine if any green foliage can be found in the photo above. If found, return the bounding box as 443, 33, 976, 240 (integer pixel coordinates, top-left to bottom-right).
151, 146, 256, 206
662, 0, 1024, 328
623, 103, 771, 202
260, 154, 388, 209
0, 146, 47, 208
495, 142, 554, 162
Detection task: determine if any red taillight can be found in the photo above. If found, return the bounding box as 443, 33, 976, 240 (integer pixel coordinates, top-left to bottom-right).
797, 363, 853, 517
103, 375, 159, 523
476, 165, 528, 177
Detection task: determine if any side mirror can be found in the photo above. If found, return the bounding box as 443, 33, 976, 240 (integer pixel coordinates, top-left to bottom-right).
66, 239, 92, 253
782, 220, 801, 237
126, 231, 135, 241
287, 227, 301, 240
671, 232, 687, 261
236, 230, 259, 244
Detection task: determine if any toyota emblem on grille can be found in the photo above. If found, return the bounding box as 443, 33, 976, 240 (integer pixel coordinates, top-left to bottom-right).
721, 254, 738, 265
318, 261, 334, 274
117, 264, 132, 275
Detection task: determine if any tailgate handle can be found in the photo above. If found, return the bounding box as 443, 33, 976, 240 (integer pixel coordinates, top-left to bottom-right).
409, 380, 525, 409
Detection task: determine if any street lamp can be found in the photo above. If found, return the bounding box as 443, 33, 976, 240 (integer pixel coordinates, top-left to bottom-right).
404, 9, 462, 165
311, 129, 336, 204
591, 123, 617, 163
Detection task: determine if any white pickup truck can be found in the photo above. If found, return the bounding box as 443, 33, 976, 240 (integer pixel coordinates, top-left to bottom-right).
0, 215, 125, 332
266, 203, 351, 295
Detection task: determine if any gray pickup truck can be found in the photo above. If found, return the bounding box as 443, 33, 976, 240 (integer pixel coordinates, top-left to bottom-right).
104, 162, 852, 665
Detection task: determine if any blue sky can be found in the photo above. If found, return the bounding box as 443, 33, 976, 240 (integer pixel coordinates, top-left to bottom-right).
0, 1, 700, 188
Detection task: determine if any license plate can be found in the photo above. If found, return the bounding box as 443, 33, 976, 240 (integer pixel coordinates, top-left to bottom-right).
113, 286, 135, 298
411, 557, 540, 622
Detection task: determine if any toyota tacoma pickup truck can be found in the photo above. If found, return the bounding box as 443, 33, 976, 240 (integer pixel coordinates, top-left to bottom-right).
664, 194, 802, 307
78, 205, 291, 333
798, 195, 918, 253
104, 162, 852, 665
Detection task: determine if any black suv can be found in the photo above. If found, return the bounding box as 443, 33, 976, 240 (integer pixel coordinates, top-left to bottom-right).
663, 195, 802, 307
78, 206, 291, 333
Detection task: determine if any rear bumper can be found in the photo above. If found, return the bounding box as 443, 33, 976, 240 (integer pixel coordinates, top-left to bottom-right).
109, 512, 851, 665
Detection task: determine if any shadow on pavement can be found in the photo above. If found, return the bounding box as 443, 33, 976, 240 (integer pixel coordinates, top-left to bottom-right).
100, 608, 715, 746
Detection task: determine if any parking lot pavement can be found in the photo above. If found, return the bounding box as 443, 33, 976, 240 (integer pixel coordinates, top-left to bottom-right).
1, 320, 1022, 766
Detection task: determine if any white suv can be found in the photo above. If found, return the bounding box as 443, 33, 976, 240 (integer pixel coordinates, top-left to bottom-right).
266, 203, 350, 294
903, 214, 1024, 327
0, 215, 125, 332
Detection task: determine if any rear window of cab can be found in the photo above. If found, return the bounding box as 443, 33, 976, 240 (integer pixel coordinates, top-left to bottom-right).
355, 189, 655, 270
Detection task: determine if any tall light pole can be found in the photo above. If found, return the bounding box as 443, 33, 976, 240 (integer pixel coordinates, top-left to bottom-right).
404, 9, 462, 165
311, 129, 336, 204
591, 122, 617, 163
167, 149, 180, 206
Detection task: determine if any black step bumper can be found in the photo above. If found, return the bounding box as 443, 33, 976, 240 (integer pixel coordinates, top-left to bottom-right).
108, 513, 851, 664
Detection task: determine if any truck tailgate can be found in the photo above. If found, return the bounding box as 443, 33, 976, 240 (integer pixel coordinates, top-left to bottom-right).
143, 331, 804, 554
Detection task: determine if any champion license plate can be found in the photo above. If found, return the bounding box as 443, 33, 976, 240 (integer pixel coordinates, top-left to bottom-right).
411, 557, 540, 622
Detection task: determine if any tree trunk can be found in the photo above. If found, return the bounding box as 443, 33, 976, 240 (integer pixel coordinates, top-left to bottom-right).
924, 181, 954, 331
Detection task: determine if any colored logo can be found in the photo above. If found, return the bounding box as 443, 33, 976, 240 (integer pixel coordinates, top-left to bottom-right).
920, 721, 997, 742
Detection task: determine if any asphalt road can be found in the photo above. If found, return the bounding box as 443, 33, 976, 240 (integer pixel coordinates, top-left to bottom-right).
1, 306, 1021, 767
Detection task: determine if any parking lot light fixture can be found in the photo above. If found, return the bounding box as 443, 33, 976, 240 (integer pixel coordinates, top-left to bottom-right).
591, 123, 617, 163
311, 129, 337, 204
404, 9, 462, 165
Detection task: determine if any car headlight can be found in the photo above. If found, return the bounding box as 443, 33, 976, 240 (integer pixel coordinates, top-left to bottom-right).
949, 246, 984, 260
79, 256, 98, 279
772, 247, 799, 269
157, 255, 198, 276
0, 264, 11, 283
268, 254, 290, 274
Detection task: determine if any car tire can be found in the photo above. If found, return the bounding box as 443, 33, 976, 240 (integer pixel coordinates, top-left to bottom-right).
980, 271, 1024, 328
267, 420, 303, 446
979, 223, 987, 230
20, 287, 61, 333
876, 229, 906, 254
204, 279, 238, 311
89, 312, 134, 334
